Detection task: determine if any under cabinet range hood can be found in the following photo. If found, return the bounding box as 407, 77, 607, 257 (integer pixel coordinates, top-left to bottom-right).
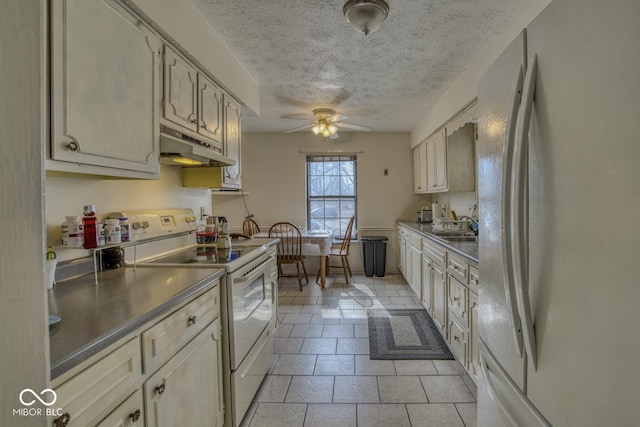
159, 124, 236, 167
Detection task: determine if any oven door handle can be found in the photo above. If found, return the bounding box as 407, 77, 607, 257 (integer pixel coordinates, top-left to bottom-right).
234, 266, 266, 285
238, 327, 272, 379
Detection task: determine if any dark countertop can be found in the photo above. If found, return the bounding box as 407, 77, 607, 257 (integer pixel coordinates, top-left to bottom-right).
48, 266, 225, 380
396, 220, 479, 264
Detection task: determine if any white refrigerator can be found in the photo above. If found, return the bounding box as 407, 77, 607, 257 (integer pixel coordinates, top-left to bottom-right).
476, 0, 640, 426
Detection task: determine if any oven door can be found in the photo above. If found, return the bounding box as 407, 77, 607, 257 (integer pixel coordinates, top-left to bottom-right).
229, 248, 275, 369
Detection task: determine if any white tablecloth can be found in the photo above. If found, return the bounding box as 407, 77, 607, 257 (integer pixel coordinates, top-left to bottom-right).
255, 230, 333, 256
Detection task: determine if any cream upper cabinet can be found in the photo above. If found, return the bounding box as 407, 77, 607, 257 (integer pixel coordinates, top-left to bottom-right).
198, 75, 224, 145
413, 141, 428, 193
162, 46, 227, 155
223, 96, 242, 188
424, 123, 475, 193
163, 46, 198, 132
426, 128, 448, 192
50, 0, 161, 178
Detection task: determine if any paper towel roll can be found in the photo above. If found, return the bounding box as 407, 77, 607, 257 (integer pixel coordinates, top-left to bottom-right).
432, 203, 442, 218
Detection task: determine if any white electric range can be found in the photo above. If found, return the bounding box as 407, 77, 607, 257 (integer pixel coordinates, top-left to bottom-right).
124, 209, 277, 427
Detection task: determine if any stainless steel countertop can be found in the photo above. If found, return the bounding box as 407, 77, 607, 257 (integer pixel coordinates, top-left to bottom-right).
396, 220, 479, 263
48, 266, 225, 379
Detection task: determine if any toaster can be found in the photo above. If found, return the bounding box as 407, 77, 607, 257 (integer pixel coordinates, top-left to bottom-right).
417, 208, 432, 223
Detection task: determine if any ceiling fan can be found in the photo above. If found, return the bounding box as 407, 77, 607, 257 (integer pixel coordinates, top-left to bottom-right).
283, 108, 371, 139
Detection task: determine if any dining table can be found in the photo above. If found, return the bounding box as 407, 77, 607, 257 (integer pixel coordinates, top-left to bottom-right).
254, 229, 333, 288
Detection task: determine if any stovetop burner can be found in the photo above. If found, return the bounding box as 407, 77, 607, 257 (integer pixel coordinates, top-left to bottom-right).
144, 245, 263, 265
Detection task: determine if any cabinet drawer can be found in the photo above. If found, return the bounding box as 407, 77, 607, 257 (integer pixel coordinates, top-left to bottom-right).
96, 389, 144, 427
448, 252, 469, 283
447, 316, 468, 367
448, 276, 468, 325
52, 338, 141, 427
423, 239, 447, 267
469, 264, 480, 291
142, 284, 219, 374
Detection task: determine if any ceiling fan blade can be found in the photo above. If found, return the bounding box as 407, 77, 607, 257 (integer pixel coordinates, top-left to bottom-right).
329, 133, 340, 140
329, 113, 349, 122
282, 114, 314, 121
284, 123, 314, 133
336, 122, 371, 131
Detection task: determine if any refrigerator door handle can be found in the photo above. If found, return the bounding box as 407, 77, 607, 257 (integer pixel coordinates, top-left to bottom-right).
479, 346, 520, 427
501, 64, 525, 357
512, 54, 538, 370
479, 339, 552, 427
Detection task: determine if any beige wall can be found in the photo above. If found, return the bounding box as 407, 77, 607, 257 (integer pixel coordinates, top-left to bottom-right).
410, 0, 552, 146
45, 166, 211, 262
212, 132, 431, 273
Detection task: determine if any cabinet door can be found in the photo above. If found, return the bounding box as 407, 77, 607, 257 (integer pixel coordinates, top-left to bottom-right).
434, 129, 448, 190
145, 319, 224, 427
468, 291, 479, 383
426, 137, 438, 190
421, 254, 433, 313
410, 245, 422, 299
163, 46, 198, 132
413, 142, 427, 193
50, 0, 160, 176
432, 263, 447, 336
223, 96, 242, 188
198, 74, 223, 147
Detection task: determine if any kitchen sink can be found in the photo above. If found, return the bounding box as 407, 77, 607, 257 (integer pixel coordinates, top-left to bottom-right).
443, 235, 478, 243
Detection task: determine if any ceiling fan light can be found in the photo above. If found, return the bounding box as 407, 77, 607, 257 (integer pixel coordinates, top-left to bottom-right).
343, 0, 389, 35
318, 123, 327, 133
311, 124, 320, 135
329, 124, 338, 135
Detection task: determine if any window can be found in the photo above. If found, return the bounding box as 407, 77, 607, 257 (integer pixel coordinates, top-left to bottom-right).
307, 155, 357, 238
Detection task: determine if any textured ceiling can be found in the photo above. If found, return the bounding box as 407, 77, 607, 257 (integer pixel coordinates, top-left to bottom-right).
190, 0, 524, 133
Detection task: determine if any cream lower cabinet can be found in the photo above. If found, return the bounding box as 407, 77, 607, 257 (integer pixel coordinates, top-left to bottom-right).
144, 319, 224, 427
432, 262, 448, 336
49, 0, 161, 179
421, 251, 433, 313
50, 283, 223, 427
398, 225, 479, 383
50, 339, 142, 427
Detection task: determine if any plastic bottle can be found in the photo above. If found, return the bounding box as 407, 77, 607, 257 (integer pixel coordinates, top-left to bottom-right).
82, 215, 98, 249
61, 216, 84, 247
119, 217, 130, 242
105, 218, 121, 244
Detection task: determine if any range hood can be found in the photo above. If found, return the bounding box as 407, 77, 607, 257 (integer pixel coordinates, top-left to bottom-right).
159, 124, 236, 167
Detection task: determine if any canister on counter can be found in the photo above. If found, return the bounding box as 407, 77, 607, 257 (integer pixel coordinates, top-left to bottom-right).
119, 217, 130, 242
105, 218, 121, 244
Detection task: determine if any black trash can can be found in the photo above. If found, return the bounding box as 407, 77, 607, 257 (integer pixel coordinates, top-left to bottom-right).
361, 236, 389, 277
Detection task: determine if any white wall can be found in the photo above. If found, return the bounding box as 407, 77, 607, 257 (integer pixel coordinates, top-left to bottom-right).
410, 0, 552, 146
45, 166, 211, 262
212, 132, 431, 273
1, 1, 49, 424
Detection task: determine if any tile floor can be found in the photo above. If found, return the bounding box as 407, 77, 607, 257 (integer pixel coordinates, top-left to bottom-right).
240, 273, 477, 427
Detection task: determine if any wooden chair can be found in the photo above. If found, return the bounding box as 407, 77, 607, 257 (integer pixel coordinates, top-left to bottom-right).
242, 218, 260, 236
269, 222, 309, 291
317, 215, 356, 286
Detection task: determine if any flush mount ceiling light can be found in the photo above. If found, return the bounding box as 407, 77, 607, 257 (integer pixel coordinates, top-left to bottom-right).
343, 0, 390, 35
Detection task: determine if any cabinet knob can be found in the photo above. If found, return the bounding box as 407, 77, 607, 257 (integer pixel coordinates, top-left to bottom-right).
188, 315, 197, 325
190, 118, 197, 124
155, 382, 166, 395
66, 141, 79, 152
200, 122, 207, 129
53, 413, 71, 427
129, 409, 141, 422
